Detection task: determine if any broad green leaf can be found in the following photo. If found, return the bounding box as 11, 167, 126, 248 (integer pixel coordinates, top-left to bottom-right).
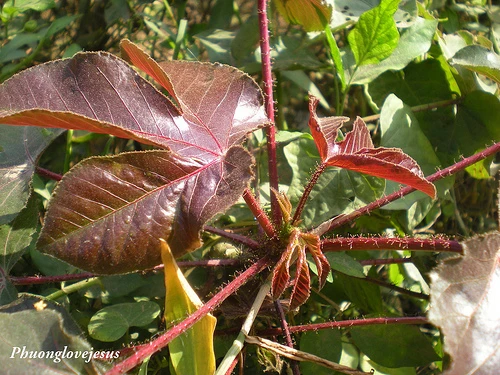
161, 240, 216, 375
231, 15, 259, 61
299, 329, 342, 375
88, 301, 160, 342
367, 59, 457, 165
0, 194, 38, 272
1, 41, 268, 273
359, 354, 417, 375
2, 0, 55, 13
194, 29, 235, 64
284, 137, 385, 228
352, 17, 438, 84
347, 0, 400, 67
337, 273, 384, 313
208, 0, 234, 29
454, 91, 500, 178
274, 0, 333, 32
350, 324, 440, 368
0, 294, 109, 374
379, 95, 450, 211
451, 45, 500, 84
428, 232, 500, 374
326, 252, 365, 278
0, 126, 63, 224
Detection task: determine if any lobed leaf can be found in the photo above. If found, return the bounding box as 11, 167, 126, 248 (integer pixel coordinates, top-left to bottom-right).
428, 232, 500, 374
37, 148, 253, 273
0, 41, 268, 273
308, 96, 436, 198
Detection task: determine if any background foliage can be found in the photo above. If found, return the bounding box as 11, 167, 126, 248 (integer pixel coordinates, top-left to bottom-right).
1, 0, 499, 374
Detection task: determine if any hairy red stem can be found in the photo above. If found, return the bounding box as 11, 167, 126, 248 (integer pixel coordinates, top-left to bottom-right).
321, 237, 463, 254
258, 0, 281, 226
35, 166, 63, 181
105, 255, 271, 375
258, 316, 428, 336
315, 140, 500, 235
292, 162, 327, 225
274, 300, 300, 375
204, 225, 260, 249
243, 189, 276, 237
10, 259, 241, 286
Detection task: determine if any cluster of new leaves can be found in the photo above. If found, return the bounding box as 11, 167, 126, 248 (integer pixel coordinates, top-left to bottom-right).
0, 40, 268, 274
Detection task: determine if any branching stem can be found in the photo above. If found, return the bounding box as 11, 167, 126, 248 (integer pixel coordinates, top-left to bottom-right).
315, 141, 500, 235
258, 0, 281, 227
292, 162, 327, 225
105, 255, 271, 375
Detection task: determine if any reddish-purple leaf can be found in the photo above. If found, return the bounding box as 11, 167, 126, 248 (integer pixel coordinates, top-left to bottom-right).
0, 42, 268, 273
308, 96, 436, 198
272, 230, 300, 299
37, 148, 253, 273
428, 232, 500, 374
301, 232, 330, 289
289, 246, 311, 310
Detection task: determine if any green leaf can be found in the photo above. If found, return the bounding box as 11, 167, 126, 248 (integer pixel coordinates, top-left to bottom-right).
0, 194, 39, 273
3, 0, 55, 13
208, 0, 234, 29
282, 70, 329, 110
352, 17, 438, 84
231, 15, 259, 61
88, 301, 161, 342
347, 0, 400, 67
325, 24, 346, 89
350, 324, 440, 368
451, 44, 500, 83
194, 29, 235, 64
299, 329, 342, 375
162, 240, 216, 375
367, 59, 457, 165
337, 273, 384, 313
359, 354, 417, 375
283, 137, 385, 228
326, 252, 365, 278
0, 294, 110, 374
0, 126, 63, 225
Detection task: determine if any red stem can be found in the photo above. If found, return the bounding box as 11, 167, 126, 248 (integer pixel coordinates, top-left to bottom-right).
10, 259, 241, 286
274, 300, 300, 375
258, 316, 428, 336
315, 141, 500, 235
291, 162, 327, 225
243, 189, 276, 237
204, 225, 260, 249
105, 255, 271, 375
35, 166, 63, 181
321, 236, 463, 254
258, 0, 281, 227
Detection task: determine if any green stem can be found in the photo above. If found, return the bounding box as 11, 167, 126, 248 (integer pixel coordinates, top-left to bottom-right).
45, 277, 101, 300
215, 281, 271, 375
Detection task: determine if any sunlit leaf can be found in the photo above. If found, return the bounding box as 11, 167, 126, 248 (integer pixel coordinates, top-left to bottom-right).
428, 232, 500, 374
161, 240, 216, 375
451, 45, 500, 84
0, 41, 268, 273
347, 0, 400, 67
274, 0, 333, 32
308, 96, 436, 198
